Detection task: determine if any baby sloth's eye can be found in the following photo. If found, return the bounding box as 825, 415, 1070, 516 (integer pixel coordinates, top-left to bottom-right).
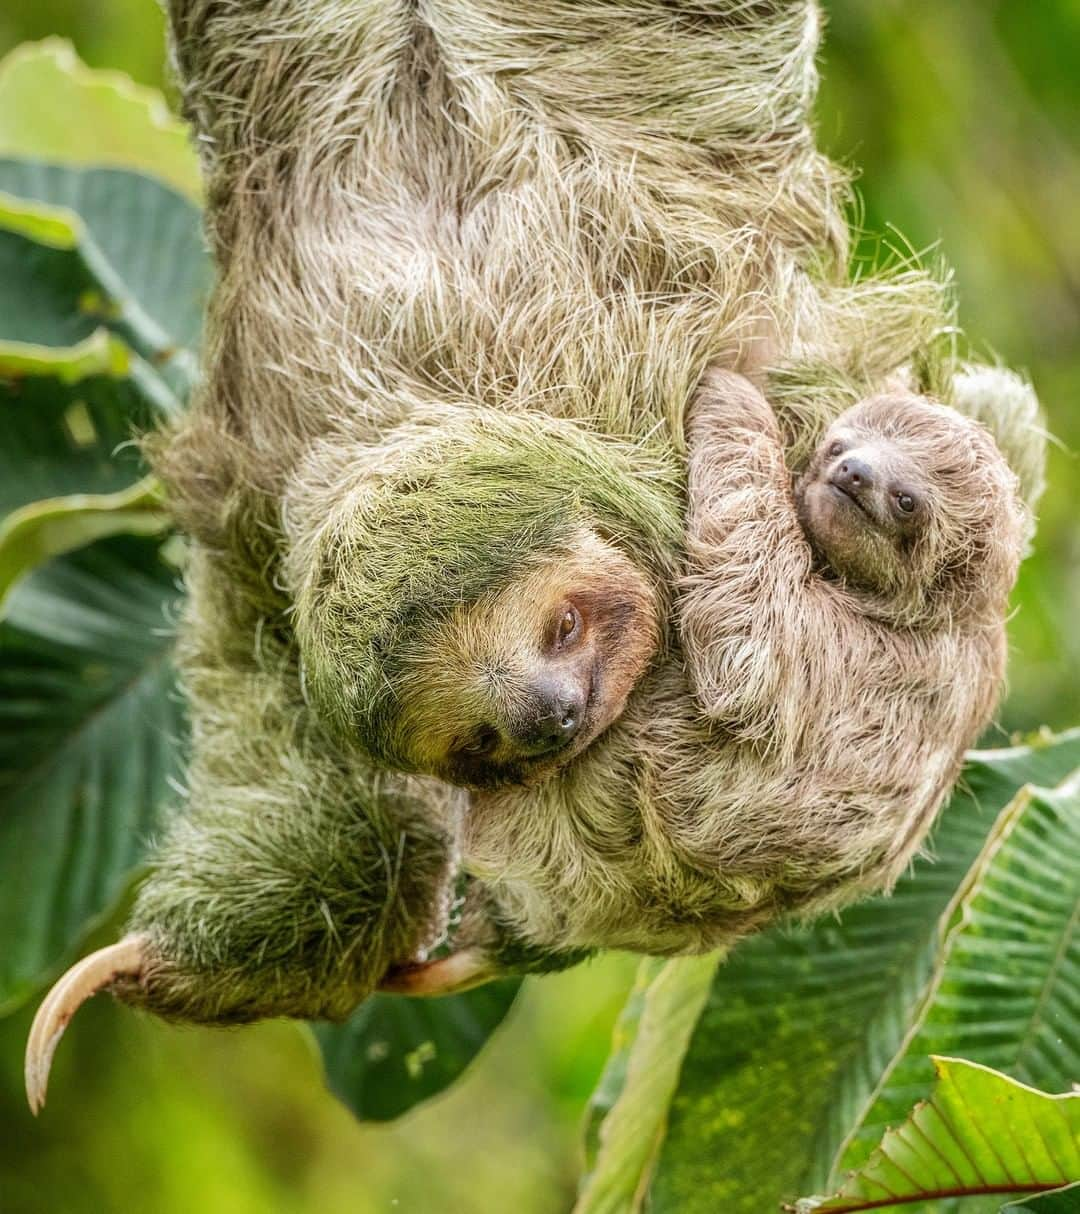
827, 440, 844, 458
553, 604, 582, 650
895, 492, 916, 515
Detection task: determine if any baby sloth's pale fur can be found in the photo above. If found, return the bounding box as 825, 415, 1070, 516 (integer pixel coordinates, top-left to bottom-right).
90, 0, 1043, 1018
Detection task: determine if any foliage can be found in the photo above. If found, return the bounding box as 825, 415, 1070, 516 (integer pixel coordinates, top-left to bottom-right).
313, 980, 521, 1123
795, 1057, 1080, 1213
579, 741, 1080, 1212
575, 955, 718, 1214
0, 39, 197, 199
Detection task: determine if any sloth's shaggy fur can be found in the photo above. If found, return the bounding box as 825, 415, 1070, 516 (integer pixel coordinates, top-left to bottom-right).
114, 0, 1046, 1018
460, 373, 1025, 962
122, 553, 463, 1022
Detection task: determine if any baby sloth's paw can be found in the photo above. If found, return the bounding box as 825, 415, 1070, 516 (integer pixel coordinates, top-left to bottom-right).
377, 877, 594, 996
378, 950, 499, 997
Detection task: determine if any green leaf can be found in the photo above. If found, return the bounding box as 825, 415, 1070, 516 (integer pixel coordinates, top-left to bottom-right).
1001, 1182, 1080, 1211
581, 957, 666, 1175
312, 980, 522, 1122
0, 534, 186, 1013
0, 159, 211, 358
585, 732, 1080, 1214
793, 1057, 1080, 1212
0, 190, 79, 248
0, 40, 201, 202
0, 329, 129, 381
0, 477, 167, 615
0, 162, 208, 406
0, 335, 170, 519
573, 953, 720, 1214
0, 223, 108, 350
831, 769, 1080, 1180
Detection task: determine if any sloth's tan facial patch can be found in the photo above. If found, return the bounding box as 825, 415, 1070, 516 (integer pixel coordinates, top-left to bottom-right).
392, 530, 659, 789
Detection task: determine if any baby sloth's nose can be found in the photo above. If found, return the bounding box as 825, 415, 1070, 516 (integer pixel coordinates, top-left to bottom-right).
519, 686, 585, 756
831, 456, 875, 500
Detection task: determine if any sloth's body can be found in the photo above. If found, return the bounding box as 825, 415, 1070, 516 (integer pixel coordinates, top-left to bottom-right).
137, 0, 1041, 1003
24, 0, 1045, 1063
450, 372, 1024, 967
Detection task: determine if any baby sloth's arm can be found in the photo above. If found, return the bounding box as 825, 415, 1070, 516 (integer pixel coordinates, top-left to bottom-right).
679, 368, 821, 743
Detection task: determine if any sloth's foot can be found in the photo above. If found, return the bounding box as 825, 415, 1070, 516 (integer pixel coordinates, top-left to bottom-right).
25, 940, 500, 1113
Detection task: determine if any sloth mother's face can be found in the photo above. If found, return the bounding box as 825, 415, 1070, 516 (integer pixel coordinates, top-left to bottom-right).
392, 530, 659, 790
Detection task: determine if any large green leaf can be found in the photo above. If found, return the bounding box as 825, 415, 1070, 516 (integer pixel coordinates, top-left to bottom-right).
0, 155, 206, 591
584, 733, 1080, 1214
581, 957, 667, 1176
0, 159, 210, 357
574, 955, 719, 1214
0, 335, 177, 609
0, 162, 207, 404
831, 770, 1080, 1180
0, 477, 168, 614
312, 980, 523, 1122
0, 534, 186, 1013
794, 1058, 1080, 1213
0, 222, 107, 350
0, 336, 168, 518
0, 40, 201, 202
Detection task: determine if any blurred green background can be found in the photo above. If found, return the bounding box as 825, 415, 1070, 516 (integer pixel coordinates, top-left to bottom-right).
0, 2, 1076, 1212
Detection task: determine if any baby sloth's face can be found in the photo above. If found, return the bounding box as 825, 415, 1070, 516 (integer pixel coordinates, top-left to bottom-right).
796, 399, 930, 594
393, 530, 659, 790
795, 392, 1022, 616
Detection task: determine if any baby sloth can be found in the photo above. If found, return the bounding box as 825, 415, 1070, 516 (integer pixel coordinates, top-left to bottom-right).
376, 370, 1026, 989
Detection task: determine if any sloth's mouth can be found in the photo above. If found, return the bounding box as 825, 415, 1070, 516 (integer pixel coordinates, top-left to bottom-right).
457, 674, 597, 790
828, 479, 869, 516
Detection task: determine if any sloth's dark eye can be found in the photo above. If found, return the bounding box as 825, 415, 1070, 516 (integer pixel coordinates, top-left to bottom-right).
827, 440, 844, 458
553, 604, 582, 649
896, 492, 916, 514
463, 726, 498, 756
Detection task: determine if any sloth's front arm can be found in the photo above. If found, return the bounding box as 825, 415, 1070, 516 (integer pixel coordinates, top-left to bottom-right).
678, 368, 819, 743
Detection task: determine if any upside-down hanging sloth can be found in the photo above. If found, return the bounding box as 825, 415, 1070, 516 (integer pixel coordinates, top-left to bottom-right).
26, 0, 1045, 1108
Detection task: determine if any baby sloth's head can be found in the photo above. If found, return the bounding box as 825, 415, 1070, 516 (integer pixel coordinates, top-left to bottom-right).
288, 409, 682, 790
795, 392, 1026, 625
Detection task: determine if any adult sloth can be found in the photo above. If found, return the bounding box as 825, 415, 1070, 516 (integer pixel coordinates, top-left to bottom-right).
25, 0, 1044, 1107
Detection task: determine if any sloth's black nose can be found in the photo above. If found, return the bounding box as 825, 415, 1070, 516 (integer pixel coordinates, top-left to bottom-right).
518, 688, 585, 756
831, 456, 875, 500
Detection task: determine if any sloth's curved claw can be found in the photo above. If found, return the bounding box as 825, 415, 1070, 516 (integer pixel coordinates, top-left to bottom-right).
377, 948, 497, 997
25, 934, 146, 1115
